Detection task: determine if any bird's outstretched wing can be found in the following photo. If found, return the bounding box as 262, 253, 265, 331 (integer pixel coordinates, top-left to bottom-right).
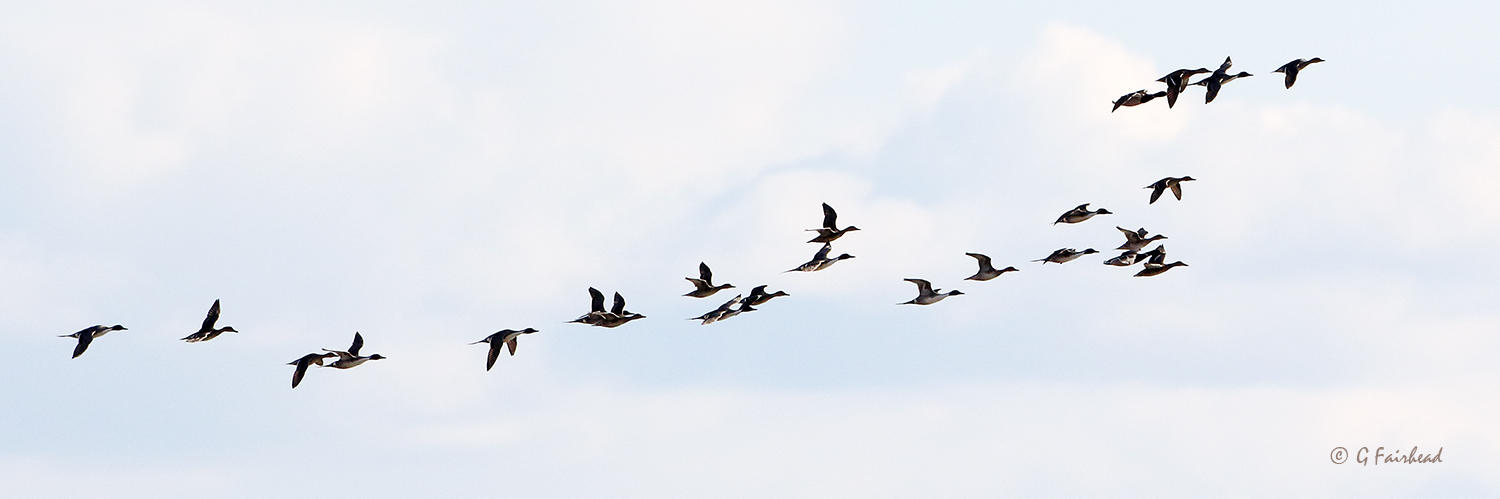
201, 299, 221, 331
904, 278, 935, 295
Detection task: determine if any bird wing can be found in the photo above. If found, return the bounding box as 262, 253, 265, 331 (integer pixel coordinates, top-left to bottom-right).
201, 299, 221, 331
1170, 182, 1183, 200
588, 287, 606, 313
1283, 66, 1298, 88
904, 278, 935, 295
698, 262, 712, 282
1116, 226, 1141, 242
72, 333, 94, 358
348, 332, 364, 357
611, 292, 626, 316
685, 277, 710, 290
292, 361, 309, 388
965, 252, 993, 270
821, 203, 838, 230
1149, 184, 1165, 204
486, 342, 501, 371
1204, 78, 1221, 103
507, 337, 518, 356
814, 243, 832, 260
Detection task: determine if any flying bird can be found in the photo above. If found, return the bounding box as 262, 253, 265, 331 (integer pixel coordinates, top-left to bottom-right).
806, 203, 861, 243
1034, 248, 1099, 264
323, 332, 387, 369
595, 292, 646, 328
1145, 176, 1195, 204
1054, 203, 1112, 225
1157, 67, 1211, 108
900, 279, 963, 305
1102, 250, 1140, 267
471, 328, 539, 371
60, 324, 126, 358
690, 294, 744, 325
744, 285, 789, 306
1116, 226, 1168, 252
1273, 57, 1325, 88
181, 299, 238, 343
684, 262, 734, 298
288, 352, 336, 389
787, 243, 855, 272
1135, 261, 1189, 277
1191, 57, 1252, 104
964, 253, 1018, 281
1112, 89, 1168, 112
568, 287, 611, 325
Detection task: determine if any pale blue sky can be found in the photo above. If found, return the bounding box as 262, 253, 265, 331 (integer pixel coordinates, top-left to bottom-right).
2, 1, 1498, 497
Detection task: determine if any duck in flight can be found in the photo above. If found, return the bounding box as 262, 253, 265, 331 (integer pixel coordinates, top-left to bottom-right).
807, 203, 860, 243
1034, 248, 1098, 264
1145, 176, 1195, 204
471, 328, 539, 371
1191, 57, 1252, 104
595, 292, 646, 328
744, 285, 789, 306
1135, 261, 1189, 277
900, 279, 963, 305
181, 299, 238, 343
288, 352, 336, 389
1112, 89, 1168, 112
1103, 250, 1140, 267
1116, 227, 1168, 252
690, 295, 744, 325
964, 253, 1018, 281
60, 324, 126, 358
787, 243, 855, 272
1273, 58, 1324, 88
1054, 203, 1112, 225
1157, 67, 1211, 108
568, 287, 612, 325
323, 332, 386, 369
684, 262, 734, 298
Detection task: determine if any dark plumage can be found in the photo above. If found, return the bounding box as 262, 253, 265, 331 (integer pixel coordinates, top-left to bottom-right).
1273, 58, 1325, 88
806, 203, 860, 243
684, 262, 733, 298
181, 299, 238, 342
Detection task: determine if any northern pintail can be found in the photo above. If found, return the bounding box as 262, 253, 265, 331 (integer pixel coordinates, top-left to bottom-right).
1145, 176, 1195, 204
684, 262, 734, 298
181, 299, 238, 343
806, 203, 861, 243
60, 324, 126, 358
1273, 58, 1324, 88
472, 328, 539, 371
964, 253, 1018, 281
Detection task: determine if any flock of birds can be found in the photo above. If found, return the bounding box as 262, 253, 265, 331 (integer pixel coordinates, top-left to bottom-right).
1112, 56, 1324, 110
56, 55, 1324, 389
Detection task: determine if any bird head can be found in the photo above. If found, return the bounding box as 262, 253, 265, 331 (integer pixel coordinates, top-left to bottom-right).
111, 325, 128, 331
368, 354, 387, 360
